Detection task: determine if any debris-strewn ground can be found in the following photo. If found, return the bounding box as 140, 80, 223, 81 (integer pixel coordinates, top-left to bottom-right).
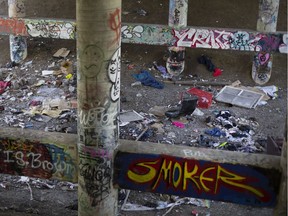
0, 0, 287, 215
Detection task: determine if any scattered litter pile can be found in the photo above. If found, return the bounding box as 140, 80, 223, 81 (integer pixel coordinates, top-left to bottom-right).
0, 49, 285, 216
201, 110, 263, 153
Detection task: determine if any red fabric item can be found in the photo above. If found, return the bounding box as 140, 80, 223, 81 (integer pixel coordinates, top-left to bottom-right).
187, 87, 213, 109
213, 68, 222, 77
0, 81, 11, 95
172, 121, 185, 128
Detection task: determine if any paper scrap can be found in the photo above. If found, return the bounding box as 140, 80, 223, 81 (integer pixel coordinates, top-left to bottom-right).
53, 48, 70, 58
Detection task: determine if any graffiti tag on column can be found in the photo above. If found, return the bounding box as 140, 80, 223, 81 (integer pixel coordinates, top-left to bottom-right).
258, 0, 278, 30
79, 105, 115, 128
81, 45, 104, 79
108, 48, 121, 102
109, 8, 121, 46
174, 9, 180, 25
79, 153, 111, 206
78, 101, 117, 147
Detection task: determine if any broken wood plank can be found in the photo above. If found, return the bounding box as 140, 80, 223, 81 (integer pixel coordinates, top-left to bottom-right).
164, 80, 232, 86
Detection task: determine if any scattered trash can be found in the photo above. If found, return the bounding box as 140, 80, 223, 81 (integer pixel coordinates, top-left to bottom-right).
131, 81, 142, 87
53, 48, 70, 58
133, 70, 164, 89
136, 9, 148, 16
121, 196, 209, 212
42, 70, 54, 76
37, 86, 65, 97
205, 127, 226, 137
66, 74, 73, 79
18, 176, 30, 183
198, 55, 222, 77
192, 108, 204, 116
0, 81, 11, 94
191, 210, 199, 216
127, 64, 135, 70
31, 114, 52, 123
165, 93, 198, 118
187, 88, 212, 109
60, 60, 73, 75
200, 110, 263, 153
149, 106, 169, 117
153, 62, 171, 78
151, 122, 165, 134
215, 86, 264, 108
119, 110, 144, 126
33, 79, 46, 87
256, 85, 278, 99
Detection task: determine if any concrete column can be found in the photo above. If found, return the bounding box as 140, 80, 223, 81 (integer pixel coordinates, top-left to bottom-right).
77, 0, 121, 215
8, 0, 27, 63
252, 0, 280, 85
166, 0, 188, 76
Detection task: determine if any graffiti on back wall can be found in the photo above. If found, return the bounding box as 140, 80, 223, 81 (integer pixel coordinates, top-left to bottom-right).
26, 20, 75, 39
115, 153, 279, 207
0, 138, 77, 182
173, 28, 285, 53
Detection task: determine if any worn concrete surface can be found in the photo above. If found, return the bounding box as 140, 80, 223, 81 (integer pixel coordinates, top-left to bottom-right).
0, 0, 287, 215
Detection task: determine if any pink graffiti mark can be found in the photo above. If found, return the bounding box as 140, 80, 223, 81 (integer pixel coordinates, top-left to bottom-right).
258, 52, 270, 65
257, 35, 282, 52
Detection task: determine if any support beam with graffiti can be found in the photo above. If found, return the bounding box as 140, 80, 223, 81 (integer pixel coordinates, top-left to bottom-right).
0, 128, 284, 209
0, 17, 287, 54
114, 140, 282, 208
0, 127, 77, 183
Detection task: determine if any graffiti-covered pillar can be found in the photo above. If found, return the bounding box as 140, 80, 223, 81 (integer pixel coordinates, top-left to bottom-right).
76, 0, 121, 215
252, 0, 280, 85
8, 0, 27, 63
166, 0, 188, 76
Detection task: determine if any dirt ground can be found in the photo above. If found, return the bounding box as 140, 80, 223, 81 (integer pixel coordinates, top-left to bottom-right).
0, 0, 287, 215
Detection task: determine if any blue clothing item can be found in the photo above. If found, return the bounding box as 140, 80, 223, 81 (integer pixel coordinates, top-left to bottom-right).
133, 70, 164, 89
205, 127, 226, 137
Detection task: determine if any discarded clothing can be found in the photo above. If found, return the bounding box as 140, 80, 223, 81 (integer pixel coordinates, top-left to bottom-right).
133, 70, 164, 89
198, 55, 222, 77
205, 127, 226, 137
230, 132, 248, 138
0, 81, 11, 95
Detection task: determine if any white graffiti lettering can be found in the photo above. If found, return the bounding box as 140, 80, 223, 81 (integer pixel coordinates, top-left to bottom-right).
79, 107, 115, 129
108, 48, 121, 102
174, 29, 232, 49
121, 25, 144, 39
2, 151, 75, 175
